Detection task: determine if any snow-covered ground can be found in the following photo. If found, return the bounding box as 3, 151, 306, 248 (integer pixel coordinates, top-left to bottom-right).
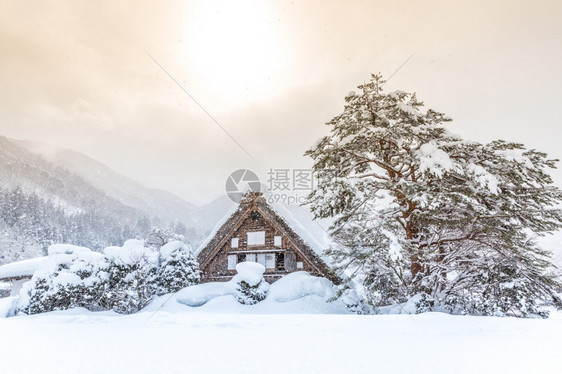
1, 293, 561, 374
1, 244, 561, 374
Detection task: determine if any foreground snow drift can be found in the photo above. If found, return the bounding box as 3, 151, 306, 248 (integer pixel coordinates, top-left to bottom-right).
0, 311, 560, 374
161, 270, 349, 314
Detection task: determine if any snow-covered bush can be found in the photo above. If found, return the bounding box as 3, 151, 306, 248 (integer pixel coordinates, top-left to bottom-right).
233, 262, 269, 305
440, 261, 555, 318
101, 240, 159, 314
17, 238, 204, 315
155, 241, 200, 295
18, 245, 106, 314
334, 286, 373, 315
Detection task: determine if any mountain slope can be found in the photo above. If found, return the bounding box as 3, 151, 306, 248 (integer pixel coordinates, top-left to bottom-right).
17, 139, 198, 226
0, 136, 139, 220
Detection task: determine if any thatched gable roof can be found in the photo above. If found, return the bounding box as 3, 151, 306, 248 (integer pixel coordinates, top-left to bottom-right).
197, 193, 340, 284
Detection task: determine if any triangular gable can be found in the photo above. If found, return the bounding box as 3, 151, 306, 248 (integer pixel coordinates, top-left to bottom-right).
197, 193, 340, 284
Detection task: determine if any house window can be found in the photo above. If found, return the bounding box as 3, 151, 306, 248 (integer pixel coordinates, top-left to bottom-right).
297, 262, 304, 269
265, 254, 276, 269
246, 254, 256, 262
257, 253, 266, 266
237, 254, 245, 263
247, 231, 265, 246
231, 238, 239, 248
274, 236, 282, 247
227, 255, 237, 270
276, 252, 285, 271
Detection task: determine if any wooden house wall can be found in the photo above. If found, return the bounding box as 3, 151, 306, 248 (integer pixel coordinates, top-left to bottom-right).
200, 211, 322, 283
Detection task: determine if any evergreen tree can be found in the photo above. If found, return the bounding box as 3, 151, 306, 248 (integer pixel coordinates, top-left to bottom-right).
100, 242, 159, 314
306, 74, 562, 317
156, 241, 200, 295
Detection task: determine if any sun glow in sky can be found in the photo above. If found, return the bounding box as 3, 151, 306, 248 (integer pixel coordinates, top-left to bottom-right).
181, 0, 286, 109
0, 0, 561, 203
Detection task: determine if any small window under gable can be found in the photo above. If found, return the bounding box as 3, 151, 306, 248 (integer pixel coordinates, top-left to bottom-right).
274, 236, 282, 247
247, 231, 265, 246
227, 255, 237, 270
231, 238, 239, 248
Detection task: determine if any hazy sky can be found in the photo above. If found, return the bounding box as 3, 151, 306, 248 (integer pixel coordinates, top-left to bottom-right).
1, 0, 561, 204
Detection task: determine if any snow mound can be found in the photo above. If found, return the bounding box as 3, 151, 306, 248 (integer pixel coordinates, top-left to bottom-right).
47, 244, 92, 256
175, 262, 269, 307
174, 270, 342, 311
160, 240, 192, 259
104, 239, 158, 265
232, 262, 265, 286
0, 257, 48, 279
175, 282, 234, 307
269, 272, 335, 302
0, 297, 17, 318
46, 244, 104, 269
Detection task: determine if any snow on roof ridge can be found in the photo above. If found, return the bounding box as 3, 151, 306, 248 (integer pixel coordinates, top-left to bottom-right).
268, 202, 335, 265
195, 203, 240, 256
0, 256, 48, 280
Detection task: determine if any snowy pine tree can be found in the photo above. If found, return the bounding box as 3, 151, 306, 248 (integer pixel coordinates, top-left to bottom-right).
101, 240, 159, 314
306, 74, 562, 317
155, 241, 200, 295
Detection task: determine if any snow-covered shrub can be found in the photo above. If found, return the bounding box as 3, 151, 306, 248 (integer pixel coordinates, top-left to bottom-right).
412, 293, 435, 314
101, 240, 158, 314
18, 239, 203, 315
155, 241, 200, 296
18, 245, 106, 314
233, 262, 269, 305
441, 262, 554, 318
335, 286, 373, 315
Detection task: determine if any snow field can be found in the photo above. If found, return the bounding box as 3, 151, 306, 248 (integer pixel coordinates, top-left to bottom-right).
0, 310, 561, 374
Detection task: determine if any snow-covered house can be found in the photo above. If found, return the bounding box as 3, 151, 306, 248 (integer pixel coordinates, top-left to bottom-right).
196, 192, 340, 284
0, 256, 47, 297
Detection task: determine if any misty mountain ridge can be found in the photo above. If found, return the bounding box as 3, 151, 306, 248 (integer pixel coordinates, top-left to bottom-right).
0, 135, 235, 263
16, 139, 201, 226
0, 135, 139, 221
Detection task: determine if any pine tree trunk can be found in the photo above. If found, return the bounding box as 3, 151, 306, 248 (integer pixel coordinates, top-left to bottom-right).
404, 203, 421, 278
